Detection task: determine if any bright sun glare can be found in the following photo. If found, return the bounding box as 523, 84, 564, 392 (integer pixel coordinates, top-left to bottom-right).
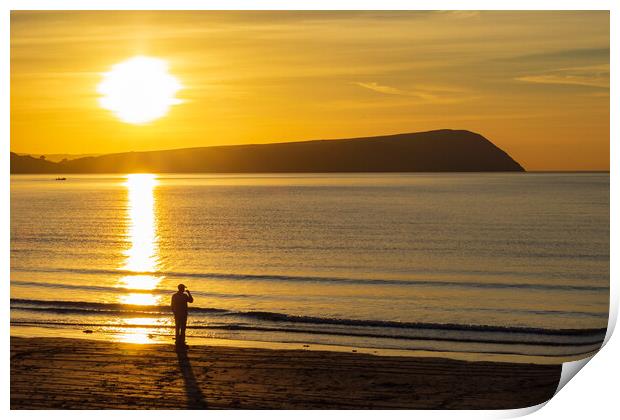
97, 56, 182, 124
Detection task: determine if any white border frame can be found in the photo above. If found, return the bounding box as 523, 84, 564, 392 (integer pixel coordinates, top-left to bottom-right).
3, 1, 616, 419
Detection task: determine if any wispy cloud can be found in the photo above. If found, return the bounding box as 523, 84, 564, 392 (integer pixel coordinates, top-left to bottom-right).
434, 11, 481, 20
515, 64, 609, 88
354, 82, 476, 104
354, 82, 406, 95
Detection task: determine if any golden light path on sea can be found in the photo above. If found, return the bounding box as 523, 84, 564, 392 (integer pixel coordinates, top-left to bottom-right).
117, 174, 164, 343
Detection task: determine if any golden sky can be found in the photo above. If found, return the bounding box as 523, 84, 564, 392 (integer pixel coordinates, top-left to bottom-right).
11, 11, 609, 170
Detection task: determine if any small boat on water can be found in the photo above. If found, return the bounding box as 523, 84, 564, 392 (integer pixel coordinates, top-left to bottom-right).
55, 177, 67, 181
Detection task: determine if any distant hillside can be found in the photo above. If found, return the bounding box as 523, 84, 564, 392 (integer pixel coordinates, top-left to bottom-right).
10, 130, 525, 174
10, 154, 62, 173
16, 153, 102, 163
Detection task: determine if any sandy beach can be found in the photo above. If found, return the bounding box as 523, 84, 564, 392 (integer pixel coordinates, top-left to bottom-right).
11, 336, 561, 409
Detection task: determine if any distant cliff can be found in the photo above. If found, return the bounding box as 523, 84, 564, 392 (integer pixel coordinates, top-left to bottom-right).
11, 130, 525, 174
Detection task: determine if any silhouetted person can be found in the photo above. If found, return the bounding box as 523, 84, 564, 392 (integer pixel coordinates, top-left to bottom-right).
171, 283, 193, 345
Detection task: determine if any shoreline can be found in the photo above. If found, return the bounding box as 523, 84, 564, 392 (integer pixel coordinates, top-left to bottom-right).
11, 336, 562, 409
11, 324, 603, 365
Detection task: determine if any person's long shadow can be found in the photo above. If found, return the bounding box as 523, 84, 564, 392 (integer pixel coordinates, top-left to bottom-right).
176, 344, 208, 409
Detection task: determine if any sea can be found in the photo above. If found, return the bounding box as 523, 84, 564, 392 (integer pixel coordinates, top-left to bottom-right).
10, 173, 609, 363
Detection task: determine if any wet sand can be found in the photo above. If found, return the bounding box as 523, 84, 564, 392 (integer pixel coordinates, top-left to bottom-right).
11, 336, 561, 409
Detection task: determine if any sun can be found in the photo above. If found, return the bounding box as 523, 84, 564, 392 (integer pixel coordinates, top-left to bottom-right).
97, 56, 182, 124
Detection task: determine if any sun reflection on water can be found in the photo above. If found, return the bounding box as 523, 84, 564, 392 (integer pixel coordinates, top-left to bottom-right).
123, 174, 159, 273
117, 174, 164, 342
115, 328, 158, 344
113, 317, 171, 344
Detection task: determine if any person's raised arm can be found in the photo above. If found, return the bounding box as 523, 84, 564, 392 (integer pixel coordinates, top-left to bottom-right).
186, 289, 194, 303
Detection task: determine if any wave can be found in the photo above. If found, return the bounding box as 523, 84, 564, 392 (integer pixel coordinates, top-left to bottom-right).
12, 266, 608, 292
11, 281, 609, 318
8, 320, 607, 350
12, 280, 167, 295
11, 280, 255, 299
11, 298, 607, 338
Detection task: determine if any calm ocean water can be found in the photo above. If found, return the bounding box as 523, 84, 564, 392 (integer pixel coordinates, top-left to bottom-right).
10, 173, 609, 362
